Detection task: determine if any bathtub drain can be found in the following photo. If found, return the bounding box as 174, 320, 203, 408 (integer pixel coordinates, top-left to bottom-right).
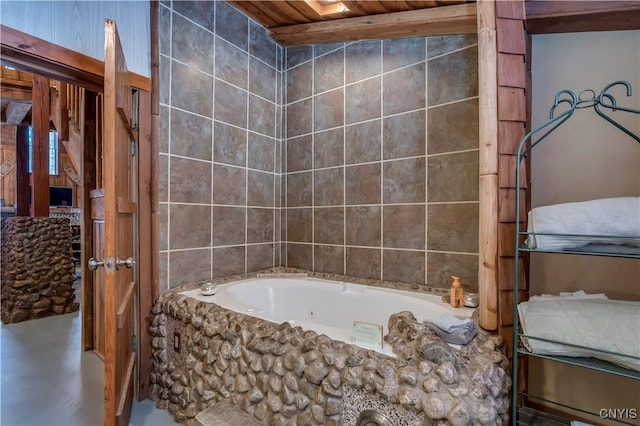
308, 309, 316, 318
356, 410, 394, 426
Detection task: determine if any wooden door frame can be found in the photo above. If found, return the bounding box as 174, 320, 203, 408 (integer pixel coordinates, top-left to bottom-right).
0, 24, 157, 400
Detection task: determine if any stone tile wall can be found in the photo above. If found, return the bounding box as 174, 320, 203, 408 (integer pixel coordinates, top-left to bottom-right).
158, 1, 284, 290
1, 217, 79, 323
283, 36, 480, 291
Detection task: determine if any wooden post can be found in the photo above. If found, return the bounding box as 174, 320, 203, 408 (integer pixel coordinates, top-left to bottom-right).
31, 75, 50, 217
477, 0, 499, 331
15, 125, 30, 216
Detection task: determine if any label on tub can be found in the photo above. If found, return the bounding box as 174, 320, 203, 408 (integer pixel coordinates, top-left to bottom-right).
352, 321, 383, 350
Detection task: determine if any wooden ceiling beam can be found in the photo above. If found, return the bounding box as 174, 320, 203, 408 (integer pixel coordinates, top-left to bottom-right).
269, 2, 477, 46
525, 1, 640, 34
4, 100, 32, 124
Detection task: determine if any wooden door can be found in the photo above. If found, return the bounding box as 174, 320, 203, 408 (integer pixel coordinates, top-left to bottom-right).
103, 19, 137, 426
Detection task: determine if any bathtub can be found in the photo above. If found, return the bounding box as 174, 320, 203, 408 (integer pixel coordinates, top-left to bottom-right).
180, 276, 473, 356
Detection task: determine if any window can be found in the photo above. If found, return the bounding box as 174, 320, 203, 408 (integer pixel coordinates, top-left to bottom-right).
27, 127, 58, 175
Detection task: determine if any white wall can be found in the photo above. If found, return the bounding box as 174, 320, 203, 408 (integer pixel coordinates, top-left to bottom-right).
529, 30, 640, 423
0, 1, 150, 77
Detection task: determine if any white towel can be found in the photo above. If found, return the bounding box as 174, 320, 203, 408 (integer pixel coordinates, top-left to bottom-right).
526, 197, 640, 250
528, 290, 608, 302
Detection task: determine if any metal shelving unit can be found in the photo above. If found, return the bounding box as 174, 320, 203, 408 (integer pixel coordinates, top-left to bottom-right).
511, 81, 640, 425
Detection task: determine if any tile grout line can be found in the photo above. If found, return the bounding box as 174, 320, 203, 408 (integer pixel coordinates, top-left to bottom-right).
210, 4, 217, 282
166, 4, 173, 291
424, 38, 429, 288
379, 41, 385, 282
343, 45, 347, 275
244, 19, 250, 276
310, 46, 315, 273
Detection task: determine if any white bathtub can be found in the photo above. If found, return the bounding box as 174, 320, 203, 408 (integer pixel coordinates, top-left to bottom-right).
180, 277, 473, 355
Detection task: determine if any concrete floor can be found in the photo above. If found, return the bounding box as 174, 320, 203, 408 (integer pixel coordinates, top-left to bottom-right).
0, 310, 178, 426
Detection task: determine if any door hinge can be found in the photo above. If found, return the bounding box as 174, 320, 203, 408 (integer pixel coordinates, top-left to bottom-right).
132, 335, 137, 353
131, 140, 137, 157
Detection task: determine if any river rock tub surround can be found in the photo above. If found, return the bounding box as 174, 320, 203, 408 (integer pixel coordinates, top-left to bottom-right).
149, 269, 511, 425
1, 217, 79, 323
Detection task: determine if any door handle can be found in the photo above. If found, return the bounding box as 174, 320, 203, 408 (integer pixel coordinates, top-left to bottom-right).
116, 257, 136, 269
88, 257, 104, 271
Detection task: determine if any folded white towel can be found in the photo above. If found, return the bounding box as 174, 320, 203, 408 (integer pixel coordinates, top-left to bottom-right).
528, 290, 608, 302
427, 313, 473, 333
526, 197, 640, 250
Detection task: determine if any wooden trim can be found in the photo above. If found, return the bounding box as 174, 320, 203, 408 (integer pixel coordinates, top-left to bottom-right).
479, 174, 499, 330
525, 1, 640, 34
31, 75, 50, 217
116, 353, 136, 426
1, 25, 151, 92
269, 3, 477, 46
15, 125, 30, 216
137, 88, 154, 400
116, 196, 136, 214
82, 91, 98, 351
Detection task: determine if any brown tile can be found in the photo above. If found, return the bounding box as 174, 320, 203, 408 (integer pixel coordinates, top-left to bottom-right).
159, 203, 168, 251
214, 80, 247, 127
287, 208, 312, 243
286, 45, 313, 70
213, 164, 246, 205
286, 172, 312, 207
286, 135, 312, 172
286, 99, 312, 138
213, 246, 245, 278
315, 42, 344, 57
159, 105, 169, 153
159, 5, 171, 55
427, 47, 478, 107
248, 171, 274, 207
383, 158, 426, 203
159, 154, 168, 202
213, 206, 245, 246
428, 98, 479, 154
426, 252, 478, 291
215, 1, 248, 50
346, 247, 381, 280
314, 245, 344, 275
314, 88, 344, 132
159, 251, 168, 291
275, 176, 282, 209
345, 120, 381, 165
345, 40, 382, 84
383, 249, 425, 284
280, 208, 287, 241
314, 128, 344, 169
314, 48, 344, 94
160, 56, 170, 105
383, 38, 425, 72
169, 248, 211, 287
345, 164, 380, 205
383, 62, 425, 116
428, 203, 479, 253
172, 13, 214, 74
214, 121, 246, 167
170, 157, 212, 203
247, 244, 274, 272
171, 60, 213, 117
249, 57, 276, 102
383, 110, 425, 160
346, 206, 381, 247
314, 168, 344, 206
427, 34, 478, 59
383, 205, 425, 249
345, 77, 381, 125
248, 134, 275, 172
170, 204, 212, 249
171, 108, 213, 161
427, 151, 479, 202
173, 0, 215, 31
215, 36, 248, 89
250, 20, 277, 68
247, 208, 274, 243
314, 207, 344, 245
249, 94, 275, 137
287, 243, 312, 270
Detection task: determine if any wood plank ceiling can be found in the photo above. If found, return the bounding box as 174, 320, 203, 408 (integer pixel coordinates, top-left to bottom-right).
229, 0, 477, 45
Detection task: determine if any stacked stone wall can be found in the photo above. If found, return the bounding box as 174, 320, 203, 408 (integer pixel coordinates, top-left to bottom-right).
150, 286, 511, 425
1, 217, 79, 323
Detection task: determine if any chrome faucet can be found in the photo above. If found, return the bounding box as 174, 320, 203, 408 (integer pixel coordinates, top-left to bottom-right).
200, 282, 217, 296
